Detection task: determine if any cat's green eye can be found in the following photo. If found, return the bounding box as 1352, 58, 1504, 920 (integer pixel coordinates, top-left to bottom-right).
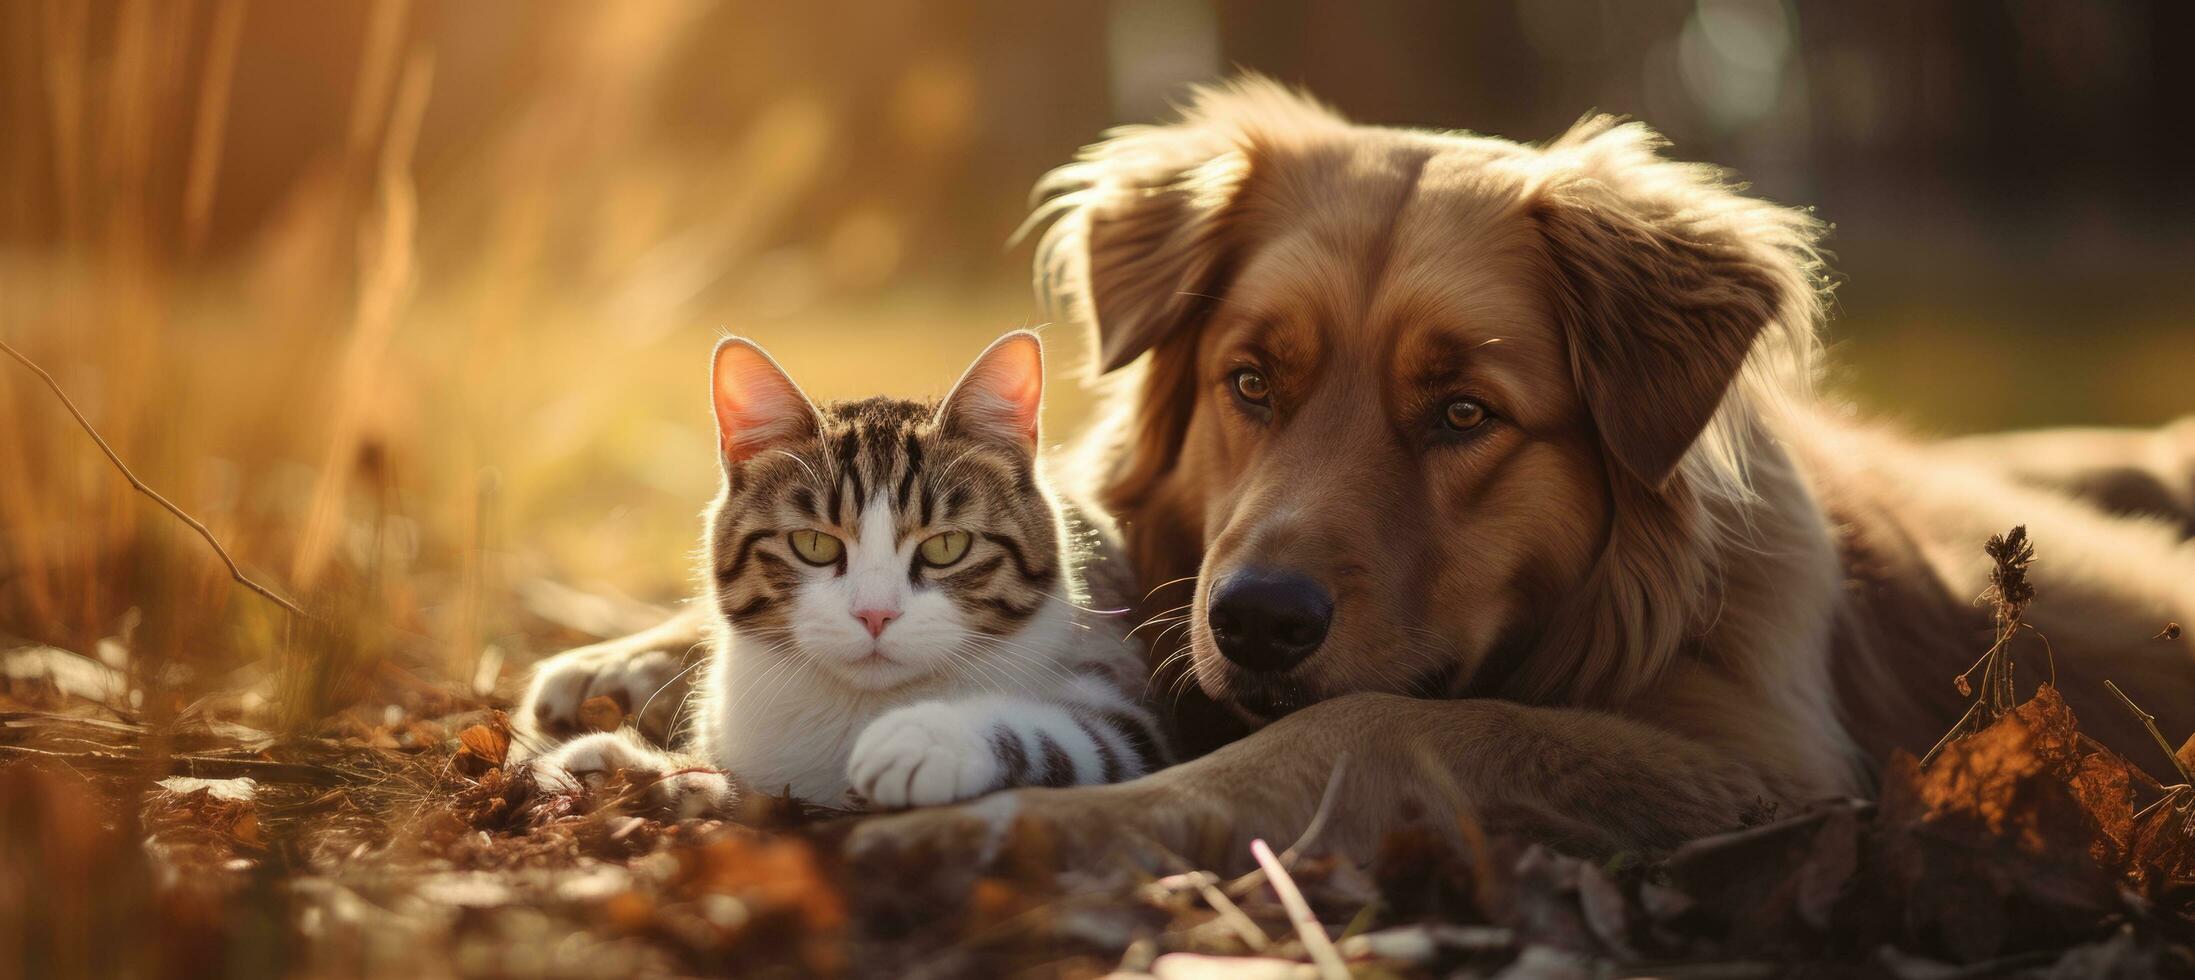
788, 530, 843, 566
918, 530, 972, 567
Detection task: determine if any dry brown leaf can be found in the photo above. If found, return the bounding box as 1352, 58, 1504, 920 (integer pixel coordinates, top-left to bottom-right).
579, 695, 627, 733
1872, 686, 2136, 961
2068, 747, 2138, 862
2130, 787, 2195, 891
1904, 685, 2093, 852
231, 810, 261, 847
454, 712, 511, 776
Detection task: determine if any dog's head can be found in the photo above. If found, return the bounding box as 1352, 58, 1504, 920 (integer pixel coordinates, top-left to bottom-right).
1037, 79, 1824, 719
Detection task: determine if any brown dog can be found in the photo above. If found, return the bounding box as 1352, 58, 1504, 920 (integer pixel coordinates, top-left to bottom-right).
847, 78, 2195, 865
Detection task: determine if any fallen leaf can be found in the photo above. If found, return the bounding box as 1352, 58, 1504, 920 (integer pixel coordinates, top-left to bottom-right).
454, 712, 511, 775
1870, 687, 2126, 962
2068, 743, 2139, 864
1903, 685, 2091, 852
2129, 787, 2195, 891
579, 695, 626, 733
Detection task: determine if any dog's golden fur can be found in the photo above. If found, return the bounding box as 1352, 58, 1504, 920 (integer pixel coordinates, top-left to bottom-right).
848, 78, 2195, 864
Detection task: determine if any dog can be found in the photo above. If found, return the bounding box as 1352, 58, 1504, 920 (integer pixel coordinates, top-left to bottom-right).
839, 78, 2195, 865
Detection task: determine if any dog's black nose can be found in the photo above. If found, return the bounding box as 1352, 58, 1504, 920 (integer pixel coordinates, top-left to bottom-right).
1207, 570, 1332, 672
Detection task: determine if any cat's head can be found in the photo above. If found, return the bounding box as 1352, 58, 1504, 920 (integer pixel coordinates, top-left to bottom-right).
703, 331, 1065, 690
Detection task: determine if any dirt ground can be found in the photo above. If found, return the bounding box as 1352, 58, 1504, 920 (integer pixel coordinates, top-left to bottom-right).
7, 550, 2195, 979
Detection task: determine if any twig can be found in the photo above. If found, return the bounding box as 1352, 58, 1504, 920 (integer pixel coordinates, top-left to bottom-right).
1153, 871, 1270, 951
1, 338, 307, 619
1282, 751, 1350, 863
1226, 753, 1352, 898
2105, 679, 2195, 786
1250, 838, 1348, 980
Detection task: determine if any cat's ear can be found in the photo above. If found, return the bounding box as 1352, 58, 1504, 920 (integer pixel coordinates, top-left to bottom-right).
937, 331, 1044, 453
711, 337, 821, 464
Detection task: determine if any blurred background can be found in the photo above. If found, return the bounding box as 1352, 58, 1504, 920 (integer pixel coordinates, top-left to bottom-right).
3, 0, 2193, 708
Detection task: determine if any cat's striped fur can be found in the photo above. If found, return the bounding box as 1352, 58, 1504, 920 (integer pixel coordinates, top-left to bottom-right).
523, 331, 1165, 811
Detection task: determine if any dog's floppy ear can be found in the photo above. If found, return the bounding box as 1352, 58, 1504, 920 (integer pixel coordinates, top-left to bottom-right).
1533, 117, 1823, 489
1029, 77, 1343, 373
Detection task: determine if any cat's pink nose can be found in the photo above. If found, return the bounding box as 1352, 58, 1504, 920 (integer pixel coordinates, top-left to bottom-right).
854, 608, 899, 637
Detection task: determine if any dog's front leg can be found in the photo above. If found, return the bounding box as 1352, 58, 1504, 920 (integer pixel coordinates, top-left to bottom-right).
852, 692, 1780, 870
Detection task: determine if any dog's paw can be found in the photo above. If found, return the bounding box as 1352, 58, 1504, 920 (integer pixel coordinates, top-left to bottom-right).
531, 731, 734, 819
516, 642, 692, 749
847, 702, 1002, 809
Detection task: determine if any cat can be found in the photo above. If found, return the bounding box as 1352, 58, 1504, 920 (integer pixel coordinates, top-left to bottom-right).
513, 331, 1165, 815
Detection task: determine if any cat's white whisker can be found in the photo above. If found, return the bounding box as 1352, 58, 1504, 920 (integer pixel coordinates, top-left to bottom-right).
634, 656, 710, 734
947, 643, 1041, 700
958, 638, 1083, 691
1040, 590, 1132, 617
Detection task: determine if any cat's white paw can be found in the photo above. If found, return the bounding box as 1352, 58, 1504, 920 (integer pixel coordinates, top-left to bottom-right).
848, 702, 1002, 809
645, 768, 738, 820
516, 642, 692, 749
532, 730, 666, 792
531, 730, 734, 819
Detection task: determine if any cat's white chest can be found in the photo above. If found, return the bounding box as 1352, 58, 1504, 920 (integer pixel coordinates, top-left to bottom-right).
687, 601, 1105, 805
716, 710, 867, 804
687, 651, 931, 805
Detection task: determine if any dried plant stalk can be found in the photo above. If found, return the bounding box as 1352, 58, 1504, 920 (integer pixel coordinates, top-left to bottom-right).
2106, 679, 2195, 787
0, 338, 306, 618
1251, 838, 1349, 980
1923, 525, 2037, 767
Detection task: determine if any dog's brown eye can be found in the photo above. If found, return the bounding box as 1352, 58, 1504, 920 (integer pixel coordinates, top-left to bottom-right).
1442, 399, 1489, 432
1232, 369, 1271, 405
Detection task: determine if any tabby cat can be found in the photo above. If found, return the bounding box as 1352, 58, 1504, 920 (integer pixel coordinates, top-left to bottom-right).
518, 331, 1164, 812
